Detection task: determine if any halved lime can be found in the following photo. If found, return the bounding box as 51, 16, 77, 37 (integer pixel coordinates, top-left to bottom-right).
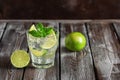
30, 47, 47, 57
10, 50, 30, 68
40, 29, 57, 49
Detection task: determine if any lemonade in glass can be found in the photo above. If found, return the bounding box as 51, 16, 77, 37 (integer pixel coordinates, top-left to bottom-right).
26, 23, 59, 68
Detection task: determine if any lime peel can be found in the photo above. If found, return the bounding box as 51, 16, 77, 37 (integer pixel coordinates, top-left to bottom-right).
65, 32, 86, 51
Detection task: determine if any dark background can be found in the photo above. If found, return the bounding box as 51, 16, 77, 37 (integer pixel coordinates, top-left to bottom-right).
0, 0, 120, 19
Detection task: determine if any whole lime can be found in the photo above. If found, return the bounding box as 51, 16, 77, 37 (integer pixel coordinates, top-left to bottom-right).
65, 32, 86, 51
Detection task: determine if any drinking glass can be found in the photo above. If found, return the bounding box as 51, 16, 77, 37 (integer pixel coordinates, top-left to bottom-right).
26, 25, 59, 68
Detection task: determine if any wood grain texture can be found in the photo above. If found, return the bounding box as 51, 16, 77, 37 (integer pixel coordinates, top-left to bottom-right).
0, 22, 6, 39
0, 23, 27, 80
23, 22, 59, 80
112, 23, 120, 41
87, 23, 120, 80
60, 23, 95, 80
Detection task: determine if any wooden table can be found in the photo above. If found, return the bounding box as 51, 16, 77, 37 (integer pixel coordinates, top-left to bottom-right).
0, 20, 120, 80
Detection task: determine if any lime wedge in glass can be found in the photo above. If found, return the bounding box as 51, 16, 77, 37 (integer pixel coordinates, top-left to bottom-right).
29, 47, 47, 57
10, 50, 30, 68
29, 24, 36, 31
43, 52, 55, 59
40, 29, 57, 49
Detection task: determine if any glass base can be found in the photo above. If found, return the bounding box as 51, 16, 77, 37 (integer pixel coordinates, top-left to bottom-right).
32, 62, 54, 68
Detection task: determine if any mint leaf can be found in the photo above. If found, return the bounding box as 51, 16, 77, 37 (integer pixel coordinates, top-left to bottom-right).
36, 23, 44, 33
36, 23, 46, 37
29, 30, 41, 37
45, 27, 52, 35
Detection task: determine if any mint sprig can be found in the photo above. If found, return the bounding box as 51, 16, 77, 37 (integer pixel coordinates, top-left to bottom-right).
29, 23, 53, 37
29, 30, 41, 37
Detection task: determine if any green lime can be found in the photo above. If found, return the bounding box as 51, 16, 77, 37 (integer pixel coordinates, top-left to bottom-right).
40, 29, 57, 49
65, 32, 86, 51
10, 50, 30, 68
29, 47, 47, 57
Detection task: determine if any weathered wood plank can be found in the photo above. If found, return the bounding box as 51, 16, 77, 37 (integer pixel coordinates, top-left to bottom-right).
112, 23, 120, 41
87, 23, 120, 80
0, 22, 6, 39
111, 64, 120, 80
0, 22, 27, 80
60, 23, 95, 80
23, 22, 59, 80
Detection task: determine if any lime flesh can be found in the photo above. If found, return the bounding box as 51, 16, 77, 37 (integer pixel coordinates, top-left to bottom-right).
10, 50, 30, 68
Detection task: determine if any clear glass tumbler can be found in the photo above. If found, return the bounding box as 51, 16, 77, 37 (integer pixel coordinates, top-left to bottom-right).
26, 25, 59, 68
